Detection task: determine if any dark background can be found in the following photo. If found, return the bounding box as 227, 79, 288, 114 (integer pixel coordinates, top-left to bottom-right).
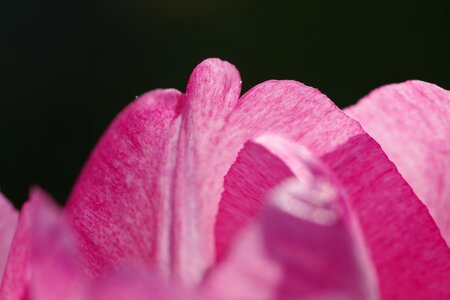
1, 0, 449, 207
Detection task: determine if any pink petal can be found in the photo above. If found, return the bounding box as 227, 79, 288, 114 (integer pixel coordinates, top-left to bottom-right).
346, 81, 450, 245
88, 272, 193, 300
28, 189, 84, 300
172, 59, 241, 282
65, 89, 185, 279
0, 193, 18, 280
215, 139, 294, 262
0, 196, 32, 300
0, 188, 83, 300
205, 136, 379, 300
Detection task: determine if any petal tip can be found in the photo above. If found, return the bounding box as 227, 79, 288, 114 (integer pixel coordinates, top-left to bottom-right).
187, 57, 242, 95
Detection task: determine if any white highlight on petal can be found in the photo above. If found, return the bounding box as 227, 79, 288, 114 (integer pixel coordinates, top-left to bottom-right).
270, 177, 339, 226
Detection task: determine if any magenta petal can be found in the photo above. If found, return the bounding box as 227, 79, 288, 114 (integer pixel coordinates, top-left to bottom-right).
0, 193, 18, 280
205, 136, 379, 300
346, 81, 450, 245
66, 89, 184, 279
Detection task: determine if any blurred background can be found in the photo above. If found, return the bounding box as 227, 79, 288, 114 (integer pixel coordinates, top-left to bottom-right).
1, 0, 449, 207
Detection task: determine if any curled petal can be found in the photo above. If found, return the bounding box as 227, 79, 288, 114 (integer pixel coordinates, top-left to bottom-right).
170, 58, 242, 283
215, 141, 294, 261
205, 136, 379, 300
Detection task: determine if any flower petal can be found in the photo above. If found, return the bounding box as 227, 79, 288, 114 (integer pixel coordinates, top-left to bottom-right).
172, 58, 242, 282
0, 196, 32, 300
88, 272, 192, 300
0, 193, 18, 280
0, 188, 82, 300
28, 189, 84, 300
205, 136, 379, 300
215, 140, 294, 262
346, 81, 450, 245
66, 89, 185, 279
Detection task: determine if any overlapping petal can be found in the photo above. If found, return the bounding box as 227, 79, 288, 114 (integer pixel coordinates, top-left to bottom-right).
346, 81, 450, 246
206, 136, 379, 300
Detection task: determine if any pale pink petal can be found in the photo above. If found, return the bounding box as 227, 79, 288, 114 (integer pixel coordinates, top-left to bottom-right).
88, 272, 194, 300
0, 193, 18, 280
172, 58, 241, 283
0, 188, 83, 300
346, 81, 450, 246
205, 136, 379, 300
28, 189, 84, 300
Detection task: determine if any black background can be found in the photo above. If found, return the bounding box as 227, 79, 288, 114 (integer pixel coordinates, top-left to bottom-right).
1, 0, 449, 207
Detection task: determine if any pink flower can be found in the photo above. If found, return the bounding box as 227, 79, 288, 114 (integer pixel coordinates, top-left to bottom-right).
1, 58, 449, 299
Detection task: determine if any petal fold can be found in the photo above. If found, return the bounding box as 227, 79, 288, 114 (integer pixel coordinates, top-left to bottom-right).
206, 136, 379, 300
170, 58, 242, 283
215, 140, 294, 261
